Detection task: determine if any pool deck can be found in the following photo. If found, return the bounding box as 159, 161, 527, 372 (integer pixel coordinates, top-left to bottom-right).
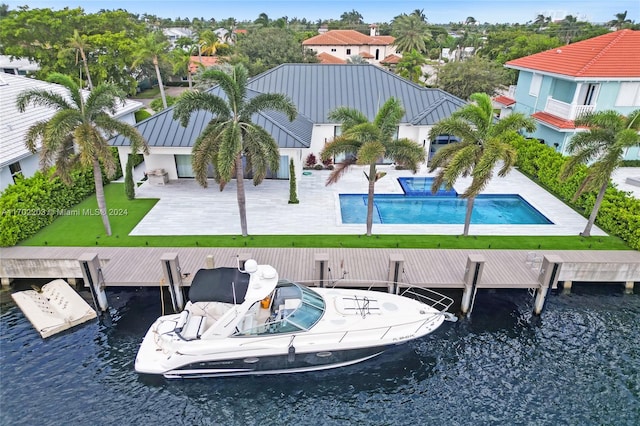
129, 164, 607, 237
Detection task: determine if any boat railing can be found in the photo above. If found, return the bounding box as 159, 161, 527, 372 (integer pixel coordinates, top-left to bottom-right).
294, 279, 454, 314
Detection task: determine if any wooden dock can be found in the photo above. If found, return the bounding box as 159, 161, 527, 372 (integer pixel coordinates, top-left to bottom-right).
1, 246, 639, 290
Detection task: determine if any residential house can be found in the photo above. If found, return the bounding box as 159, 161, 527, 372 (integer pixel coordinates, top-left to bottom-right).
303, 26, 397, 65
500, 29, 640, 159
110, 64, 466, 185
0, 73, 143, 192
0, 55, 39, 76
162, 27, 194, 48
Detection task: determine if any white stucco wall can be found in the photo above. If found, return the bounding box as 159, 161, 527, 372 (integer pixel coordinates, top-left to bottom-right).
0, 154, 41, 193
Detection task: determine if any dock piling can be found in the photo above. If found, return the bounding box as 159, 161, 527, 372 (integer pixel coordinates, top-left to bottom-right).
314, 253, 329, 287
624, 281, 635, 294
387, 254, 404, 294
160, 253, 184, 313
461, 255, 485, 317
78, 253, 109, 314
534, 255, 563, 315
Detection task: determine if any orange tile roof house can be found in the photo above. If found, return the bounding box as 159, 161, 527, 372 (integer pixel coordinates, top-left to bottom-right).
503, 29, 640, 160
303, 26, 397, 65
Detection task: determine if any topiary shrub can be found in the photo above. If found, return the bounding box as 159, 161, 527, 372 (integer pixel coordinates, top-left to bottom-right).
288, 158, 299, 204
125, 155, 135, 200
305, 153, 317, 169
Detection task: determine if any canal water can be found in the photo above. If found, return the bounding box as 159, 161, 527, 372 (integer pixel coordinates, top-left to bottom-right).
1, 284, 638, 425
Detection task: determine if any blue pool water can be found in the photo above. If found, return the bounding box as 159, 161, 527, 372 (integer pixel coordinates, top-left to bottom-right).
340, 194, 553, 225
398, 177, 457, 196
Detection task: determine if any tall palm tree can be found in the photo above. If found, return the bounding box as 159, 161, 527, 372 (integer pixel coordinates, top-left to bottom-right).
392, 13, 432, 54
132, 32, 170, 109
16, 73, 148, 236
172, 64, 297, 237
428, 93, 536, 236
321, 97, 425, 236
68, 30, 93, 90
559, 110, 640, 237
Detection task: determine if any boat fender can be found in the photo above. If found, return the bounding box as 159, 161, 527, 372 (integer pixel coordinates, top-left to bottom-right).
260, 296, 271, 309
288, 345, 296, 362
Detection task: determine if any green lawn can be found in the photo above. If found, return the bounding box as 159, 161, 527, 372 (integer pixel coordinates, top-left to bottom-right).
133, 87, 161, 99
19, 183, 631, 250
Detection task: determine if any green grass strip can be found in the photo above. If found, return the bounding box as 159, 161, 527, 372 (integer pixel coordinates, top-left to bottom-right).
19, 183, 630, 250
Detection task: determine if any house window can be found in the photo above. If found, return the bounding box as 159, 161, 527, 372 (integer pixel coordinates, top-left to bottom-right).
375, 49, 380, 60
529, 74, 542, 97
9, 162, 22, 182
331, 48, 337, 52
616, 82, 640, 107
346, 48, 351, 55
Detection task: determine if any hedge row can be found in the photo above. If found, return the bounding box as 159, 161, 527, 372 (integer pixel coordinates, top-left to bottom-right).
0, 168, 98, 246
513, 138, 640, 250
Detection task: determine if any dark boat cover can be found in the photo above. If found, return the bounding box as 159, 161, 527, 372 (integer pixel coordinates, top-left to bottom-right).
188, 268, 250, 304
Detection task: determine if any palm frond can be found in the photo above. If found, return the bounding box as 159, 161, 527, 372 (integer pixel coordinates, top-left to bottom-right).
191, 122, 225, 187
326, 157, 357, 186
16, 89, 73, 113
320, 136, 361, 161
328, 107, 368, 132
356, 141, 386, 165
216, 123, 243, 182
387, 138, 426, 172
45, 73, 83, 108
241, 93, 297, 122
44, 109, 82, 147
173, 91, 231, 126
241, 124, 280, 185
373, 97, 405, 140
85, 84, 126, 117
24, 121, 48, 153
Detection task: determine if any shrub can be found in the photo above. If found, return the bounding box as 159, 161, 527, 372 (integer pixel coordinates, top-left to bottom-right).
135, 109, 152, 122
322, 157, 333, 168
288, 158, 299, 204
0, 168, 98, 246
150, 95, 177, 112
305, 153, 317, 168
512, 138, 640, 249
314, 164, 324, 170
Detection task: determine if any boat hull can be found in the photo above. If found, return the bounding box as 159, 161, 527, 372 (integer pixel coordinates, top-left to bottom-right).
162, 345, 391, 378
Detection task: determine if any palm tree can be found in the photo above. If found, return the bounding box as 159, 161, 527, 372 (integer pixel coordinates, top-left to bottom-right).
321, 97, 425, 236
169, 48, 193, 90
607, 11, 632, 30
198, 29, 226, 56
346, 55, 368, 64
428, 93, 536, 236
411, 9, 426, 22
392, 13, 432, 54
172, 64, 297, 237
16, 73, 148, 236
132, 32, 170, 109
397, 49, 426, 84
68, 30, 93, 90
254, 12, 270, 28
559, 110, 640, 237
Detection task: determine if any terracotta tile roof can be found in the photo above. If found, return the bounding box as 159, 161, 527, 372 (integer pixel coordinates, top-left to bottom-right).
380, 54, 402, 64
317, 52, 346, 64
303, 30, 394, 46
189, 56, 219, 73
532, 111, 576, 129
506, 30, 640, 78
494, 95, 516, 106
358, 51, 374, 59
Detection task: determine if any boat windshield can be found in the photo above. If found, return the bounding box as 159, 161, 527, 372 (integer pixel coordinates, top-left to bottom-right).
237, 280, 325, 336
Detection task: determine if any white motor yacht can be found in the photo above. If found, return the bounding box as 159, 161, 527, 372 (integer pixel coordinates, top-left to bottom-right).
135, 259, 455, 378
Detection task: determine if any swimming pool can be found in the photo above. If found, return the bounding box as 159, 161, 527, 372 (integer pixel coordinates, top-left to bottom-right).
339, 194, 553, 225
398, 177, 457, 196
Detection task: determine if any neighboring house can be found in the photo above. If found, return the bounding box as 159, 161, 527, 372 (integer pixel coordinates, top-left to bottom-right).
0, 73, 143, 192
303, 26, 397, 65
162, 28, 194, 48
188, 56, 221, 74
110, 64, 466, 185
501, 29, 640, 159
0, 55, 39, 76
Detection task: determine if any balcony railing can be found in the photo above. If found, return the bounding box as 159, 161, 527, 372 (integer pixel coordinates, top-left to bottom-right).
544, 97, 595, 120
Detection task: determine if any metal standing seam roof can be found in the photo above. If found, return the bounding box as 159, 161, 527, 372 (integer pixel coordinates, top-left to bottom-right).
111, 64, 466, 148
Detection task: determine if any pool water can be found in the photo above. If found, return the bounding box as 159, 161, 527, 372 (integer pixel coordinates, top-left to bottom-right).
339, 194, 552, 225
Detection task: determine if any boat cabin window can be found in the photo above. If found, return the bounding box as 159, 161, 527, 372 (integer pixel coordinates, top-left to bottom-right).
234, 281, 325, 336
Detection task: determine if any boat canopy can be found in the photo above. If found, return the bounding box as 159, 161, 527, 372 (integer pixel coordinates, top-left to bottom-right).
188, 268, 250, 304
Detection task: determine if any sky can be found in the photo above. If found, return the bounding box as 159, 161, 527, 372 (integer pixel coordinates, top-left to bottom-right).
4, 0, 639, 24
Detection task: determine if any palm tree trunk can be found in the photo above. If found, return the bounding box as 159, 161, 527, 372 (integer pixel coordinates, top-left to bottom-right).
187, 70, 193, 90
365, 164, 376, 236
463, 196, 475, 236
153, 56, 168, 109
93, 158, 112, 236
581, 181, 607, 237
79, 49, 94, 90
235, 155, 248, 237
